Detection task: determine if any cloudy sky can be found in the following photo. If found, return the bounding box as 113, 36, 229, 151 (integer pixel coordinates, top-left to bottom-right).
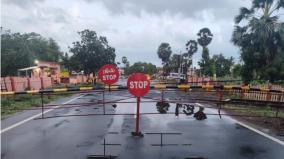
2, 0, 251, 67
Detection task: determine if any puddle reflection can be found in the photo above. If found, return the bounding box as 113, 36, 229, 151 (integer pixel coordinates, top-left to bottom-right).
154, 102, 207, 120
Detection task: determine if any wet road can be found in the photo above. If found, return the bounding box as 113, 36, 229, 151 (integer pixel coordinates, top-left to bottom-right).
1, 90, 284, 159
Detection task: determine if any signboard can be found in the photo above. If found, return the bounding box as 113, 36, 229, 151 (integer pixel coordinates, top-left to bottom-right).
127, 73, 150, 97
98, 64, 119, 85
60, 70, 70, 78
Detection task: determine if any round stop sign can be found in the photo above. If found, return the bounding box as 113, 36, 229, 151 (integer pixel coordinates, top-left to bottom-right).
98, 64, 119, 85
127, 73, 150, 97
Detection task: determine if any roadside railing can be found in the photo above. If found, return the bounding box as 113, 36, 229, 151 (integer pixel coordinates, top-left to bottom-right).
1, 84, 283, 120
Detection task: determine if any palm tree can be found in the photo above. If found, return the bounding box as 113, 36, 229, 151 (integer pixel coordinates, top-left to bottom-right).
197, 28, 214, 76
197, 28, 213, 49
232, 0, 284, 81
157, 43, 172, 78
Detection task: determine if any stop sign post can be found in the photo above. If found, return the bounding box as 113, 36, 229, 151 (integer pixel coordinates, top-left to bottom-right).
127, 73, 150, 137
98, 64, 119, 89
98, 64, 119, 114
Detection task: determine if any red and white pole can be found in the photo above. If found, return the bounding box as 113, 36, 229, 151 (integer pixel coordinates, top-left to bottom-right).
135, 97, 140, 133
132, 96, 143, 137
127, 73, 150, 137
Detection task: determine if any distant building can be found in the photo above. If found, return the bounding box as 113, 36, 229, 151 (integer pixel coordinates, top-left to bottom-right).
119, 68, 124, 76
187, 67, 198, 77
18, 60, 60, 82
156, 67, 163, 75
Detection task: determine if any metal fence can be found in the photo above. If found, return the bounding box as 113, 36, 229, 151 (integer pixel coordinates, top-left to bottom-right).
1, 84, 283, 120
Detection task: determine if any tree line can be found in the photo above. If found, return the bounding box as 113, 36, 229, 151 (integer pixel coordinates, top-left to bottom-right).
1, 31, 62, 76
157, 0, 284, 82
157, 28, 235, 79
1, 29, 116, 76
1, 0, 283, 82
1, 28, 158, 77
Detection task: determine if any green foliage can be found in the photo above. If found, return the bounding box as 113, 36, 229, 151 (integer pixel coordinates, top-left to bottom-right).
197, 28, 213, 47
169, 54, 181, 73
157, 43, 172, 76
68, 29, 116, 74
262, 52, 284, 81
182, 40, 198, 76
124, 62, 157, 75
157, 43, 172, 64
198, 48, 213, 76
181, 53, 193, 74
232, 0, 284, 82
197, 28, 214, 77
232, 64, 243, 78
1, 30, 62, 76
224, 104, 284, 118
198, 51, 234, 77
186, 40, 198, 56
168, 53, 193, 74
212, 54, 234, 77
61, 53, 70, 70
1, 94, 69, 118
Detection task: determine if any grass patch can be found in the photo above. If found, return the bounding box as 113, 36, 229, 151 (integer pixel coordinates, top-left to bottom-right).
223, 104, 284, 118
51, 83, 104, 89
1, 93, 70, 119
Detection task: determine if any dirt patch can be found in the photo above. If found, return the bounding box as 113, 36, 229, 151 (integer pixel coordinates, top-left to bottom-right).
223, 104, 284, 137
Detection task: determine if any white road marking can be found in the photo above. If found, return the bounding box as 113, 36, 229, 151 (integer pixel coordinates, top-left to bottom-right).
1, 94, 85, 134
229, 117, 284, 146
195, 102, 284, 146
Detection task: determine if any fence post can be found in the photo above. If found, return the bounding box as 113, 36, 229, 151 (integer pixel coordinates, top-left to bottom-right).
103, 138, 106, 156
267, 84, 273, 101
275, 93, 282, 118
266, 91, 272, 102
103, 91, 105, 115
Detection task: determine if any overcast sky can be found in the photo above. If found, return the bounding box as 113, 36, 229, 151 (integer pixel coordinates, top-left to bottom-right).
2, 0, 252, 67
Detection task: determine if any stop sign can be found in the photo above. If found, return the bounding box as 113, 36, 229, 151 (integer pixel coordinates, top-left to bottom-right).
98, 64, 119, 85
127, 73, 150, 97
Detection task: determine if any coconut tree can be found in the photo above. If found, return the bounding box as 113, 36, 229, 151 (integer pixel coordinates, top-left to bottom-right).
232, 0, 284, 81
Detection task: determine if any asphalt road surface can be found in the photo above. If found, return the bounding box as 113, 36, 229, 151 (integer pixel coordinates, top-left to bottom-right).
1, 90, 284, 159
